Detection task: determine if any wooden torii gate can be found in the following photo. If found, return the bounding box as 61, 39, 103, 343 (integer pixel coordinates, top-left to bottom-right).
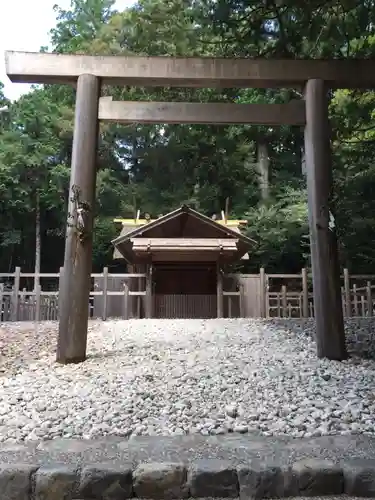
6, 52, 374, 364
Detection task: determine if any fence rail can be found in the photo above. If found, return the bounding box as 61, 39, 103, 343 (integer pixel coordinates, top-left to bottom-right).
1, 267, 375, 322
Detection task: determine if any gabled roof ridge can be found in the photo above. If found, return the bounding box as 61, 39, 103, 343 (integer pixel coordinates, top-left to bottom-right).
111, 205, 256, 247
112, 206, 186, 245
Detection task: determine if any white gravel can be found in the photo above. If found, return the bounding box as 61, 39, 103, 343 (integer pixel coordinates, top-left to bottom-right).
1, 318, 375, 443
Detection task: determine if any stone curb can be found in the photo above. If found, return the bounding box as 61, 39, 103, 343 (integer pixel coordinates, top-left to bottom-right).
1, 458, 374, 500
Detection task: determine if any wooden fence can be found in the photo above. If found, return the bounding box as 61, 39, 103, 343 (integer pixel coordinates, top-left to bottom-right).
0, 267, 374, 322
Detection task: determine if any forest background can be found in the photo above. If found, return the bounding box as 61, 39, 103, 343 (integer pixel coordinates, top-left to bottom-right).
1, 0, 374, 274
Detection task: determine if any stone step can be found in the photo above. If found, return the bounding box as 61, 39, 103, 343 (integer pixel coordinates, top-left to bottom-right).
1, 435, 375, 499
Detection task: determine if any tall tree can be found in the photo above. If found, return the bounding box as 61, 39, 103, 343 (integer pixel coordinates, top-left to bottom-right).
1, 0, 375, 274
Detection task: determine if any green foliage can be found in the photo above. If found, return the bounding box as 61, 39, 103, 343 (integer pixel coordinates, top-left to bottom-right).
0, 83, 10, 131
92, 216, 119, 268
245, 188, 309, 272
1, 0, 375, 273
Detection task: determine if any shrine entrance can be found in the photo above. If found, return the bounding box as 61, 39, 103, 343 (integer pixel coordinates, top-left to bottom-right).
111, 205, 254, 319
6, 51, 373, 362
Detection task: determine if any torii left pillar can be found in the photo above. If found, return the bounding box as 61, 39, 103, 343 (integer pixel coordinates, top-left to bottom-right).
57, 74, 100, 364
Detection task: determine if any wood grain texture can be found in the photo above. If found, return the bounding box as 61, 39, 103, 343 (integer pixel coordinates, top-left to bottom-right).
304, 79, 347, 360
6, 51, 375, 88
99, 98, 306, 125
56, 74, 100, 364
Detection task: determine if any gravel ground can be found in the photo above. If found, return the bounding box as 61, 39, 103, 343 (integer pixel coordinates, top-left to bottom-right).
0, 318, 375, 443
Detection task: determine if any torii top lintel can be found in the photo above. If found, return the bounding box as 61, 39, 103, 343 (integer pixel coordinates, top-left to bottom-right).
5, 51, 375, 88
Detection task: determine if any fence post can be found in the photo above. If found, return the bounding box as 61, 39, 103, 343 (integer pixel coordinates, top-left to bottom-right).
239, 284, 245, 318
102, 266, 108, 321
301, 268, 309, 318
367, 281, 372, 317
281, 285, 287, 318
216, 264, 224, 318
341, 286, 346, 318
353, 284, 358, 316
309, 302, 314, 317
259, 267, 266, 317
20, 287, 27, 320
11, 267, 21, 321
58, 267, 64, 319
361, 295, 365, 317
277, 293, 281, 317
344, 268, 351, 317
0, 283, 3, 322
137, 275, 142, 318
123, 279, 130, 320
35, 284, 41, 322
299, 294, 303, 318
145, 264, 153, 318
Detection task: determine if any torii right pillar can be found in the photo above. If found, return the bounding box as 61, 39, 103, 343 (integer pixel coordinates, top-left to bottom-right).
304, 79, 347, 360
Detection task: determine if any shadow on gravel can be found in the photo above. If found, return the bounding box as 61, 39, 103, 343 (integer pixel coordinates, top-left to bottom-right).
266, 317, 375, 360
89, 317, 375, 361
87, 350, 124, 360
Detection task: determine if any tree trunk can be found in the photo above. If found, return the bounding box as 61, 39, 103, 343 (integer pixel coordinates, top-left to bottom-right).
224, 197, 229, 221
301, 145, 306, 176
192, 182, 200, 211
34, 191, 41, 291
257, 140, 270, 201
